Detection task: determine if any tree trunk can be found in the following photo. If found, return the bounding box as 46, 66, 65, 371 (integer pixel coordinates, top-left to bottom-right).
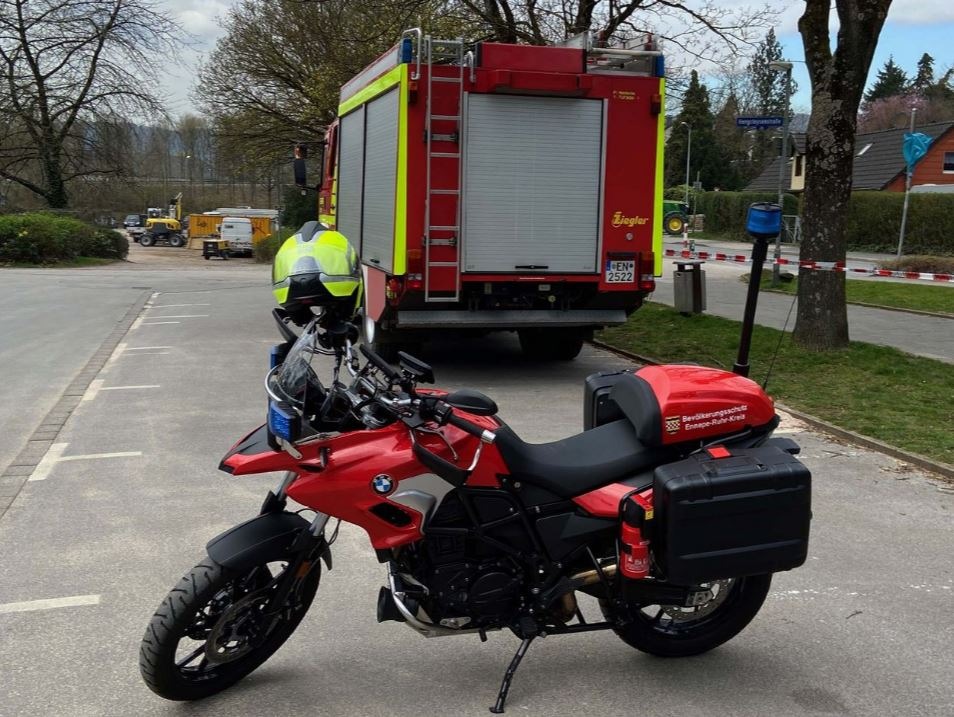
792, 96, 853, 349
41, 144, 69, 209
794, 0, 891, 350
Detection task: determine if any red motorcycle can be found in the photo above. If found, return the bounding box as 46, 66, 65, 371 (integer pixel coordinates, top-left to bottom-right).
140, 221, 811, 713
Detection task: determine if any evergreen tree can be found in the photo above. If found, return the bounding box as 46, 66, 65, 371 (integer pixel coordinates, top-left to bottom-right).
712, 92, 747, 189
913, 53, 935, 92
746, 29, 796, 115
743, 29, 798, 174
864, 56, 909, 102
665, 71, 735, 190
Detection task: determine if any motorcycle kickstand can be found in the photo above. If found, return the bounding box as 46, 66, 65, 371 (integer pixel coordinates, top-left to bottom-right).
489, 636, 534, 714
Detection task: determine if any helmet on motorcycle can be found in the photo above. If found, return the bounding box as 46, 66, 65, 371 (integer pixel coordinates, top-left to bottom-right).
272, 221, 362, 321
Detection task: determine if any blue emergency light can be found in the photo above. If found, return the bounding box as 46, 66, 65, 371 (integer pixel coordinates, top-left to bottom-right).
746, 202, 782, 240
400, 38, 413, 64
268, 401, 301, 443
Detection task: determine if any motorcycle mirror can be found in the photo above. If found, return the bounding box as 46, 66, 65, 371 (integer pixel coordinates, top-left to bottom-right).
398, 351, 434, 384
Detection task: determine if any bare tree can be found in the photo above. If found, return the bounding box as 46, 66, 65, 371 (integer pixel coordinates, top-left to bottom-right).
197, 0, 473, 167
458, 1, 774, 61
0, 0, 182, 207
794, 0, 891, 350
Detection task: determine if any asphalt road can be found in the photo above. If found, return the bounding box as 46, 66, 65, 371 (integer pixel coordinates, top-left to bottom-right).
1, 258, 953, 716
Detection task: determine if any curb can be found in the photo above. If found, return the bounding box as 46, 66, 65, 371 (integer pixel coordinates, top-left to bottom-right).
588, 339, 954, 483
0, 289, 153, 520
773, 403, 954, 482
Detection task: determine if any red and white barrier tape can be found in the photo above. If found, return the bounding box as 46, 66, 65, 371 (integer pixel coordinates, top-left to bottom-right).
664, 249, 954, 283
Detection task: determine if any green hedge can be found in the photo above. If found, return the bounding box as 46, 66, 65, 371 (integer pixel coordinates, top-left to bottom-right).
0, 213, 128, 264
692, 191, 800, 240
253, 228, 295, 263
844, 192, 954, 255
693, 190, 954, 255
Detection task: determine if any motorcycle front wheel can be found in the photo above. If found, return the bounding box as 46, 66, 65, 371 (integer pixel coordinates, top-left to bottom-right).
139, 557, 320, 700
600, 574, 771, 657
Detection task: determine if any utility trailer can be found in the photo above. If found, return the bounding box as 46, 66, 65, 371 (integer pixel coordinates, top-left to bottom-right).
317, 30, 666, 359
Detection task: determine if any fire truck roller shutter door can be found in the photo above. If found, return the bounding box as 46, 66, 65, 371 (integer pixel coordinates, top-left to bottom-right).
462, 94, 603, 273
361, 87, 400, 273
337, 106, 365, 251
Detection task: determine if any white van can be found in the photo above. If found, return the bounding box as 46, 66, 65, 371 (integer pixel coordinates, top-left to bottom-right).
219, 217, 253, 255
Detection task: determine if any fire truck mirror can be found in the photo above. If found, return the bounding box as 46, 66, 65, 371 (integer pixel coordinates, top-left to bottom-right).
293, 158, 307, 188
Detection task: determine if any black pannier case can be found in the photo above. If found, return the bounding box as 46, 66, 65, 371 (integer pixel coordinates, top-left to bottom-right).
653, 446, 811, 584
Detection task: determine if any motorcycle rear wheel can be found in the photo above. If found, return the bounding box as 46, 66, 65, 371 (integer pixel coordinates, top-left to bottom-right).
600, 574, 771, 657
139, 557, 320, 700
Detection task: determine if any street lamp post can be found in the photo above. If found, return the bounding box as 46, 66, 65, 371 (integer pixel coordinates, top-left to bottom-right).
680, 121, 692, 246
769, 60, 793, 287
897, 106, 918, 258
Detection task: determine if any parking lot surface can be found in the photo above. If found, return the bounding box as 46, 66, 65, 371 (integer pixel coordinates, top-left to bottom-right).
1, 261, 952, 716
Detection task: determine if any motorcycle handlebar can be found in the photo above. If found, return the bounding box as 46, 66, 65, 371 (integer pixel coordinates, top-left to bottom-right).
359, 344, 402, 382
446, 412, 496, 444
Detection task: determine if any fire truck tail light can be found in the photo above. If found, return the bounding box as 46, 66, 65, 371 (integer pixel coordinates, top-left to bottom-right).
639, 253, 656, 292
650, 93, 662, 115
407, 274, 424, 290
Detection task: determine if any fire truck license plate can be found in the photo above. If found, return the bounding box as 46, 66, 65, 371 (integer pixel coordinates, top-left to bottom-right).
605, 259, 635, 283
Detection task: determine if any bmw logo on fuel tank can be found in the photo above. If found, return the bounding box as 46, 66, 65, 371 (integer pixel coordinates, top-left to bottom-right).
371, 474, 394, 495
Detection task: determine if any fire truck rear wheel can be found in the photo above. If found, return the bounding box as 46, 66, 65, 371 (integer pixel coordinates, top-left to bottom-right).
518, 329, 584, 361
370, 330, 422, 364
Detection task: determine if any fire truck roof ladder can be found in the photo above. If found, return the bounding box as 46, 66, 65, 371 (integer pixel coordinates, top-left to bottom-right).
424, 35, 466, 303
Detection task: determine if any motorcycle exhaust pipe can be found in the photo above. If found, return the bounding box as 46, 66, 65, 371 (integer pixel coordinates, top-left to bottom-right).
377, 586, 407, 624
570, 562, 618, 586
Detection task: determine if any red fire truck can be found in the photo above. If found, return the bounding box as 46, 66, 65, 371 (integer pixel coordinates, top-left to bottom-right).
316, 29, 666, 359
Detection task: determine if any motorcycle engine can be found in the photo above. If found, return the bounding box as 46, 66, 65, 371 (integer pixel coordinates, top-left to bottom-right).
423, 558, 523, 626
401, 491, 533, 629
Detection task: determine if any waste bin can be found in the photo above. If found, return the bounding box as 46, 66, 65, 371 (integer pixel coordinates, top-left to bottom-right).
673, 259, 706, 314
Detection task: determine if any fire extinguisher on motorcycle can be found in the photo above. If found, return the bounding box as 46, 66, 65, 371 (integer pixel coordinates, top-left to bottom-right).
139, 208, 811, 712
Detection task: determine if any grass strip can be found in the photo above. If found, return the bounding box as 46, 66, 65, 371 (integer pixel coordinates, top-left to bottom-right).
754, 274, 954, 316
598, 303, 954, 465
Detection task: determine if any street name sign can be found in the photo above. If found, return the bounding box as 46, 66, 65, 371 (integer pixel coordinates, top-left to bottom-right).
736, 116, 784, 129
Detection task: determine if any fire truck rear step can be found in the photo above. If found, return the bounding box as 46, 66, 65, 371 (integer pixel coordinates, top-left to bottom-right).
396, 310, 627, 329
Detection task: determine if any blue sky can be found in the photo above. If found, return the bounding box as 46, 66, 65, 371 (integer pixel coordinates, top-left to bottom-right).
774, 4, 954, 114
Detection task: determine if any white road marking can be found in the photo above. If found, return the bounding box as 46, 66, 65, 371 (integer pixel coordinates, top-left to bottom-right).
103, 341, 128, 371
145, 314, 209, 319
140, 321, 181, 325
0, 594, 100, 614
100, 385, 160, 391
81, 378, 104, 402
27, 442, 68, 481
29, 442, 142, 482
119, 351, 169, 356
131, 292, 161, 330
124, 346, 171, 350
58, 451, 142, 462
149, 303, 210, 308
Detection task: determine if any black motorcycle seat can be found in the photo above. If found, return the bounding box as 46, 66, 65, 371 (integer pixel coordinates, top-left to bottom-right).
493, 419, 663, 498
